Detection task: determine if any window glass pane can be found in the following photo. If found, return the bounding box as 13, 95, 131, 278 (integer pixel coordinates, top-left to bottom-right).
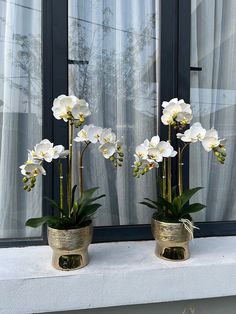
0, 0, 42, 238
190, 0, 236, 221
68, 0, 160, 225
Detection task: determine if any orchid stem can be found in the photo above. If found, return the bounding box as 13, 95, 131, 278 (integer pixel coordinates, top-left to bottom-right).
178, 143, 189, 196
162, 158, 167, 200
79, 142, 90, 197
178, 147, 183, 196
67, 122, 73, 217
167, 124, 172, 202
58, 160, 63, 217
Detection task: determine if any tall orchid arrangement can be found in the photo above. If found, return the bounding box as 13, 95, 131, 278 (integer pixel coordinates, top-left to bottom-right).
20, 95, 123, 229
133, 98, 226, 223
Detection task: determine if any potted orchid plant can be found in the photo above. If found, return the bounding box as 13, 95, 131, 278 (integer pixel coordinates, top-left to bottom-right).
132, 98, 226, 261
20, 95, 123, 270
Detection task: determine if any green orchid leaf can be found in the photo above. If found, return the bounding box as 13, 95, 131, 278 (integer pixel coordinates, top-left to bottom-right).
88, 194, 106, 203
77, 203, 102, 225
144, 198, 159, 207
140, 201, 158, 209
70, 188, 104, 226
157, 196, 174, 211
25, 216, 61, 228
144, 197, 168, 210
182, 203, 206, 216
71, 185, 77, 209
180, 187, 203, 207
155, 196, 179, 217
157, 175, 163, 196
143, 196, 177, 215
78, 187, 101, 210
44, 197, 59, 209
72, 200, 79, 217
172, 185, 178, 198
172, 196, 182, 213
80, 187, 99, 203
44, 196, 67, 216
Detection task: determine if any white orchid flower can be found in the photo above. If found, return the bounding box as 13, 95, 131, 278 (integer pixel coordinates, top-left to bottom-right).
148, 136, 160, 148
161, 113, 174, 125
53, 145, 69, 159
99, 142, 116, 159
177, 122, 206, 143
163, 102, 182, 117
27, 150, 40, 163
157, 141, 177, 157
202, 137, 220, 152
161, 100, 171, 108
201, 128, 221, 152
87, 125, 103, 143
176, 112, 193, 125
177, 129, 192, 142
99, 128, 116, 144
190, 122, 207, 141
135, 144, 148, 161
147, 147, 163, 163
32, 139, 68, 162
179, 100, 192, 114
73, 125, 123, 166
161, 98, 192, 126
132, 135, 177, 177
74, 124, 92, 142
33, 139, 54, 162
71, 99, 91, 122
52, 95, 79, 121
20, 163, 46, 178
204, 128, 219, 139
142, 136, 160, 149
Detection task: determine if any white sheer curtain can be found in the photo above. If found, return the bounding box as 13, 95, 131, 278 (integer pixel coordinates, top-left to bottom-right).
190, 0, 236, 221
69, 0, 160, 225
0, 0, 42, 238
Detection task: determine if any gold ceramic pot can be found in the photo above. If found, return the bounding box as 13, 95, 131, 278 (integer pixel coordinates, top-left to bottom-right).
151, 218, 192, 261
48, 223, 93, 270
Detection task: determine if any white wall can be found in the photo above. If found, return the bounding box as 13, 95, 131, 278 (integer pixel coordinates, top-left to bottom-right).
49, 296, 236, 314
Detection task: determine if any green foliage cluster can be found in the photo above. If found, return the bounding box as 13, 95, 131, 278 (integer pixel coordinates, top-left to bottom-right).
141, 186, 205, 222
26, 187, 105, 229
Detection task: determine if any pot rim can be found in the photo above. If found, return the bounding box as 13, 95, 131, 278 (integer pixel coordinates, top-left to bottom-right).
151, 217, 193, 226
47, 221, 93, 232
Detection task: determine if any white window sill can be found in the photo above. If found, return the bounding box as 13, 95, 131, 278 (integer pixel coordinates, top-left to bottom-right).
1, 236, 236, 314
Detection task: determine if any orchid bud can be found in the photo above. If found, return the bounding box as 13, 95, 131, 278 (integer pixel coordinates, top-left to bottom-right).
79, 116, 85, 124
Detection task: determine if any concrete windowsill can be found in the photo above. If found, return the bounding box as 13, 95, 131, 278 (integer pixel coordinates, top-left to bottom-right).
0, 237, 236, 313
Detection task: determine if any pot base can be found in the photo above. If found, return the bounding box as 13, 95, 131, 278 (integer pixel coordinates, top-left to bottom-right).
155, 241, 190, 261
151, 218, 192, 262
48, 224, 93, 271
52, 248, 89, 271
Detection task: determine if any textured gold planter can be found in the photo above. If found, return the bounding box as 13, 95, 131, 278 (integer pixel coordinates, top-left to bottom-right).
48, 223, 93, 270
151, 218, 192, 261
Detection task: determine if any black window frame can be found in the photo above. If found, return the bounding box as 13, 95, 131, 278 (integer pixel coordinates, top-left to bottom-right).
1, 0, 236, 248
